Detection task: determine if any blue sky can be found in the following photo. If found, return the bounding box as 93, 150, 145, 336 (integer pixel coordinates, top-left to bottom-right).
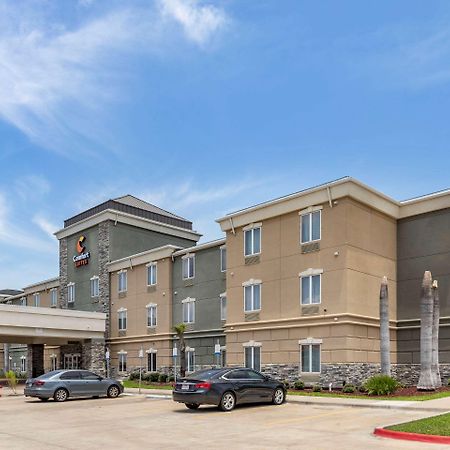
1, 0, 450, 288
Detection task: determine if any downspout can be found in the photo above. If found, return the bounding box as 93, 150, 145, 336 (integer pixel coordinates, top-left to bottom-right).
327, 186, 333, 208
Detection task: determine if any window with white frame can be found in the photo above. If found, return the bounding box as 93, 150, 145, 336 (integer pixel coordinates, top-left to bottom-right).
186, 349, 195, 372
90, 276, 99, 298
20, 356, 27, 373
147, 351, 157, 372
182, 255, 195, 280
244, 345, 261, 371
20, 297, 27, 306
67, 283, 75, 304
118, 270, 127, 293
118, 309, 127, 331
50, 355, 58, 371
182, 298, 195, 323
220, 294, 227, 321
33, 293, 40, 307
300, 273, 321, 305
244, 226, 261, 257
301, 343, 321, 373
243, 281, 261, 312
147, 263, 157, 286
50, 289, 58, 307
220, 247, 227, 272
147, 304, 157, 328
301, 209, 321, 244
118, 353, 127, 372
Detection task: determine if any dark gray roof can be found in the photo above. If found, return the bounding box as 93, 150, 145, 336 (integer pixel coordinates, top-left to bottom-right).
0, 289, 23, 296
64, 195, 193, 230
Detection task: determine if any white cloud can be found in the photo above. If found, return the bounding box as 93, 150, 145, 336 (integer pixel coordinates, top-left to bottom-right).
14, 175, 50, 201
0, 1, 229, 154
33, 214, 58, 240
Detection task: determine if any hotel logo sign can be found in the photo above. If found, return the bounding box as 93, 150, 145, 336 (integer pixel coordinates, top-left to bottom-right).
73, 235, 90, 267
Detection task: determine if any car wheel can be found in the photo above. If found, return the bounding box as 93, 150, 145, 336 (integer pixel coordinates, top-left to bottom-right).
39, 398, 49, 402
185, 403, 200, 410
54, 388, 68, 402
219, 391, 236, 411
107, 385, 120, 398
272, 388, 285, 405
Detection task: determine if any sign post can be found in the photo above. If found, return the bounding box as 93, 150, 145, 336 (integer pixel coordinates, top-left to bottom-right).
105, 349, 110, 379
172, 346, 178, 383
214, 341, 221, 368
138, 347, 144, 395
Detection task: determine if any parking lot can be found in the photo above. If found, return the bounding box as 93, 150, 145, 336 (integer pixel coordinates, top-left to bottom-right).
0, 394, 447, 449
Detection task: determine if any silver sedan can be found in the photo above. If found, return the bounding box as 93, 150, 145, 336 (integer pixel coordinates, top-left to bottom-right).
24, 369, 123, 402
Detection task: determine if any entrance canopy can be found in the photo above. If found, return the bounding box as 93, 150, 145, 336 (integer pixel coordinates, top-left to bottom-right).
0, 304, 106, 345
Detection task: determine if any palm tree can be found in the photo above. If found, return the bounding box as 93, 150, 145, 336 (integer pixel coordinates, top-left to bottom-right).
379, 276, 390, 376
431, 280, 441, 388
173, 323, 187, 378
418, 271, 435, 390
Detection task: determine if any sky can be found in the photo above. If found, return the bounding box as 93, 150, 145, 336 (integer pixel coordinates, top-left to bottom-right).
1, 0, 450, 288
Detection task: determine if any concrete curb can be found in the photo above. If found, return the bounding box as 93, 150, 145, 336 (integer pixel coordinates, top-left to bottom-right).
374, 427, 450, 445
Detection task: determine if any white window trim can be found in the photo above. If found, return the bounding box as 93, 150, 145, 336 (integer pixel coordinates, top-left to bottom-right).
33, 292, 41, 307
220, 293, 227, 321
117, 270, 128, 293
186, 348, 195, 372
300, 209, 322, 244
67, 283, 75, 304
182, 298, 195, 323
300, 342, 321, 374
220, 246, 227, 272
90, 276, 100, 298
146, 303, 157, 328
244, 345, 261, 371
242, 279, 262, 287
118, 352, 127, 372
20, 297, 27, 306
118, 308, 127, 331
50, 288, 58, 307
300, 273, 322, 305
147, 350, 157, 371
244, 226, 262, 257
299, 268, 323, 277
243, 283, 262, 313
146, 348, 158, 354
182, 254, 195, 280
242, 340, 262, 348
298, 205, 323, 215
146, 262, 157, 286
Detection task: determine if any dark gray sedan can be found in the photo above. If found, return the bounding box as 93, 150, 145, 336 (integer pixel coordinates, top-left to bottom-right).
24, 370, 124, 402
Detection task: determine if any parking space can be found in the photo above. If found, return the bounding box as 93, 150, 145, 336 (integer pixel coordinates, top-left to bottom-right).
0, 394, 447, 449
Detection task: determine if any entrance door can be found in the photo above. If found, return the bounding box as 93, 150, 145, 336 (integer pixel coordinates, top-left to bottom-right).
64, 354, 81, 369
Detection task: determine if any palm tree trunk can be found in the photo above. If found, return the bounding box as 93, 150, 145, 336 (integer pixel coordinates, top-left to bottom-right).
431, 280, 441, 388
379, 276, 390, 376
179, 334, 186, 378
418, 271, 435, 390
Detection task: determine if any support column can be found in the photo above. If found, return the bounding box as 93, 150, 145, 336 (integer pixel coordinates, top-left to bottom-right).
82, 339, 106, 376
27, 344, 45, 378
3, 343, 9, 372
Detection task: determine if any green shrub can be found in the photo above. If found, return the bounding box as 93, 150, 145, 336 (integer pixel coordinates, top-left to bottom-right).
149, 372, 160, 383
312, 384, 322, 392
363, 375, 400, 396
342, 384, 355, 393
142, 372, 151, 382
168, 375, 175, 383
283, 380, 291, 390
5, 371, 17, 393
358, 385, 367, 393
128, 371, 140, 381
448, 378, 450, 387
158, 373, 168, 383
294, 380, 305, 390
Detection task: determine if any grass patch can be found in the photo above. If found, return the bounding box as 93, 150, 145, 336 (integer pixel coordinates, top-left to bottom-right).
387, 413, 450, 436
122, 380, 173, 390
287, 390, 450, 401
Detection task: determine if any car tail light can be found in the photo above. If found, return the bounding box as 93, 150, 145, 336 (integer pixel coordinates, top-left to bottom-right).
34, 380, 45, 386
195, 382, 211, 390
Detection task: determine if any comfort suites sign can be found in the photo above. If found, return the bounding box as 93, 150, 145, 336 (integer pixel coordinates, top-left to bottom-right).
73, 235, 90, 267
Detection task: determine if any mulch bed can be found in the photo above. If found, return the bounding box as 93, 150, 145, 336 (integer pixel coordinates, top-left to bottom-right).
291, 386, 450, 397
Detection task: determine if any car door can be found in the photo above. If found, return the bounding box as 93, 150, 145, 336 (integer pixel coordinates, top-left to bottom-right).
59, 371, 86, 396
81, 371, 107, 396
244, 370, 273, 402
224, 369, 254, 404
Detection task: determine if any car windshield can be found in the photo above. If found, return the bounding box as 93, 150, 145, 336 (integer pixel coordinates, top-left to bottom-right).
186, 369, 223, 380
35, 370, 61, 380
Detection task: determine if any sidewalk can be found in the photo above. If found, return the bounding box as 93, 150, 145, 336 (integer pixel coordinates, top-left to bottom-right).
123, 387, 450, 412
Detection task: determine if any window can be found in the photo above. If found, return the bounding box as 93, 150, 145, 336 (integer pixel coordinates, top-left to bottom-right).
81, 371, 100, 380
67, 283, 75, 304
50, 289, 58, 307
182, 255, 195, 280
20, 297, 27, 306
147, 304, 157, 328
118, 270, 127, 293
147, 352, 157, 372
63, 354, 80, 370
90, 276, 99, 298
187, 350, 195, 372
147, 263, 157, 286
118, 353, 127, 372
301, 344, 321, 373
244, 283, 261, 312
244, 346, 261, 371
301, 210, 321, 244
226, 369, 248, 380
33, 293, 40, 307
301, 274, 321, 305
182, 298, 195, 323
60, 370, 81, 380
118, 309, 127, 331
220, 295, 227, 321
50, 355, 58, 371
220, 247, 227, 272
20, 356, 27, 373
244, 227, 261, 256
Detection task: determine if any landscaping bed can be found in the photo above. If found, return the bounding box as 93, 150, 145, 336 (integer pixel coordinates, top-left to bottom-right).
386, 413, 450, 436
122, 380, 173, 390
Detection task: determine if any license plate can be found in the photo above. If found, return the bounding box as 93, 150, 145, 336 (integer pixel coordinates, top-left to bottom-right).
182, 384, 189, 390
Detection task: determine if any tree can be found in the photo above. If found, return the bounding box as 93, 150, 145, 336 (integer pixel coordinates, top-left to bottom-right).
431, 280, 441, 388
379, 276, 390, 376
173, 323, 187, 378
418, 271, 435, 390
5, 370, 17, 395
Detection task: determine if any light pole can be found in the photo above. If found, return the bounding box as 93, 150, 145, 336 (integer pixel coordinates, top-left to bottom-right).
173, 345, 178, 383
214, 341, 221, 368
105, 348, 110, 378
